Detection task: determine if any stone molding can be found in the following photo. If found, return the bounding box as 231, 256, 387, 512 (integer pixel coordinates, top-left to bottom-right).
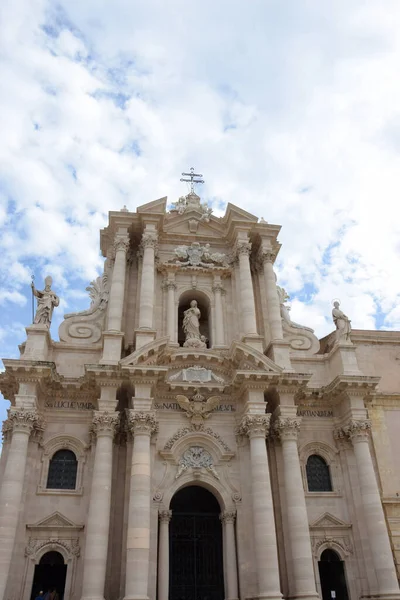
175, 446, 219, 480
299, 441, 341, 494
126, 410, 158, 436
91, 411, 119, 436
212, 282, 225, 294
273, 417, 301, 441
259, 249, 276, 264
237, 414, 271, 439
163, 424, 232, 454
158, 509, 172, 523
311, 536, 353, 559
38, 434, 87, 495
25, 537, 80, 559
220, 510, 236, 524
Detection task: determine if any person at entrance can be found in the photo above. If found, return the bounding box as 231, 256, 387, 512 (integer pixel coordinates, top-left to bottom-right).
34, 591, 44, 600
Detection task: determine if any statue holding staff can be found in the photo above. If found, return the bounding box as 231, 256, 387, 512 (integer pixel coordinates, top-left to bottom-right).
332, 301, 351, 342
31, 275, 60, 327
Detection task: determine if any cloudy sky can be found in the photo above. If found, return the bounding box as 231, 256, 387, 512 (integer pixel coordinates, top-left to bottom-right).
1, 0, 400, 422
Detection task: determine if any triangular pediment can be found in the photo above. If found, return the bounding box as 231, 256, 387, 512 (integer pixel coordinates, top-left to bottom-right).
310, 512, 351, 529
163, 212, 226, 238
137, 197, 167, 214
223, 203, 259, 224
28, 511, 79, 529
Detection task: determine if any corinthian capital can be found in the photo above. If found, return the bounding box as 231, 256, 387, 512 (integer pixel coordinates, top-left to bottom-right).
141, 231, 158, 250
342, 419, 371, 443
7, 408, 39, 434
273, 417, 301, 441
259, 249, 276, 264
92, 411, 119, 436
234, 240, 252, 258
237, 414, 271, 439
126, 410, 158, 436
159, 509, 172, 523
220, 510, 236, 524
113, 235, 130, 253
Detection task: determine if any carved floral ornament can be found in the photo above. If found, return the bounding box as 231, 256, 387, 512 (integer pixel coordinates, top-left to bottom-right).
220, 510, 236, 524
163, 424, 232, 453
141, 231, 158, 250
125, 410, 158, 436
175, 446, 219, 480
159, 510, 172, 523
237, 414, 271, 438
273, 417, 302, 441
3, 408, 42, 436
25, 538, 80, 560
113, 236, 130, 254
311, 536, 353, 559
91, 411, 120, 436
334, 420, 371, 444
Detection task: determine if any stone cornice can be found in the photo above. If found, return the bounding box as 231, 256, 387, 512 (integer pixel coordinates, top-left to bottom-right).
297, 375, 380, 404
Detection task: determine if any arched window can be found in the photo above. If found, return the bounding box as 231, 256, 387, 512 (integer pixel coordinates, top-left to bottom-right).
46, 449, 78, 490
306, 454, 333, 492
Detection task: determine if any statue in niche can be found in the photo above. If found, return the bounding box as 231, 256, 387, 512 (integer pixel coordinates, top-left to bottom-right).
182, 300, 207, 348
332, 301, 351, 341
31, 276, 60, 327
277, 286, 314, 332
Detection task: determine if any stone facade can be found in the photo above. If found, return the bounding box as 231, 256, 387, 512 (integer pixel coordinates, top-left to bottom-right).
1, 192, 400, 600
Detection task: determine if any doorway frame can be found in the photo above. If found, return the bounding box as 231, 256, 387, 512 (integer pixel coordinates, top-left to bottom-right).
313, 540, 355, 600
22, 541, 79, 600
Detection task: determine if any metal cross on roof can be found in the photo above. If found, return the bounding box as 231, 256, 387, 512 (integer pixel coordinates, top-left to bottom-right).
180, 167, 204, 194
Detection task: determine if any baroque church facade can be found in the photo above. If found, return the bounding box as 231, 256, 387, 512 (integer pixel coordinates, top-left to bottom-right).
1, 189, 400, 600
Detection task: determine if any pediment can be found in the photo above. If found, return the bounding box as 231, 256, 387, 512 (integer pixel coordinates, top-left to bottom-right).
27, 511, 82, 530
231, 341, 283, 374
223, 202, 259, 225
137, 197, 167, 214
120, 337, 170, 366
163, 213, 226, 238
310, 512, 351, 529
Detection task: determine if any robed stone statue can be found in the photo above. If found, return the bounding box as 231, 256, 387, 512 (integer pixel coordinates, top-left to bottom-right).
31, 275, 60, 326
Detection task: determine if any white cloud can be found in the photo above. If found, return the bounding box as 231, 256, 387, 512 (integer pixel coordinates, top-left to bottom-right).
0, 0, 399, 349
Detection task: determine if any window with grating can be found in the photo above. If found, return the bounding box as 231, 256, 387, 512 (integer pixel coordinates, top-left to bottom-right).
306, 454, 333, 492
46, 449, 78, 489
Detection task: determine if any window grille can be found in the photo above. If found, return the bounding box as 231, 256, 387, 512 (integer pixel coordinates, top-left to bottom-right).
46, 449, 78, 490
306, 454, 332, 492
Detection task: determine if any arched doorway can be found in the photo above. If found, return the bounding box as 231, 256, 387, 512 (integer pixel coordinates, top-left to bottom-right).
30, 551, 67, 600
318, 549, 349, 600
169, 485, 224, 600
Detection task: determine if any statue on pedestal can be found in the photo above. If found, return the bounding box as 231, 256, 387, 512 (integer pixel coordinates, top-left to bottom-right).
182, 300, 207, 348
31, 276, 59, 327
332, 301, 351, 342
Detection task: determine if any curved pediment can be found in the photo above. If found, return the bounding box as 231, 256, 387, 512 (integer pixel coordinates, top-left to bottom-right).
230, 341, 283, 373
120, 337, 170, 366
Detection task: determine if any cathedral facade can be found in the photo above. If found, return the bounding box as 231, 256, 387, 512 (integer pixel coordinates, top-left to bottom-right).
1, 191, 400, 600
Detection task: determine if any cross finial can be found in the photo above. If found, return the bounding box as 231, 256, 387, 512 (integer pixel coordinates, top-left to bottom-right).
180, 167, 204, 194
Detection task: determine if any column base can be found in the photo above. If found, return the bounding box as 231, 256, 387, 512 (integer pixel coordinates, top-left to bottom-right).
256, 594, 283, 600
329, 342, 362, 376
81, 596, 107, 600
241, 334, 264, 353
135, 328, 157, 350
360, 594, 400, 600
265, 339, 293, 370
123, 596, 149, 600
286, 594, 320, 600
23, 324, 52, 360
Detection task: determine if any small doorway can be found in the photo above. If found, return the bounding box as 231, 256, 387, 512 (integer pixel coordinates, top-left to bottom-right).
30, 551, 67, 600
318, 549, 349, 600
169, 486, 224, 600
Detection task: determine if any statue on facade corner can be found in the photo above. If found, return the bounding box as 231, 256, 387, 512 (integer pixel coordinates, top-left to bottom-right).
332, 301, 351, 341
31, 276, 60, 326
182, 300, 207, 348
277, 285, 314, 332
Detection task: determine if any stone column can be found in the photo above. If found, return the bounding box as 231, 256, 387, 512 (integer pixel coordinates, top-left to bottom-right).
238, 415, 282, 600
0, 409, 38, 600
220, 511, 239, 600
138, 230, 158, 330
166, 280, 177, 343
340, 420, 400, 596
235, 240, 258, 336
274, 417, 319, 600
213, 278, 225, 346
259, 250, 283, 341
81, 411, 119, 600
158, 510, 172, 600
124, 411, 158, 600
108, 234, 130, 332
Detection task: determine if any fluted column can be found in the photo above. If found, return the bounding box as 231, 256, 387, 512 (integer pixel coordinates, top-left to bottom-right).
260, 249, 283, 340
274, 417, 319, 600
124, 411, 158, 600
108, 235, 129, 331
220, 511, 239, 600
238, 415, 282, 600
235, 240, 258, 336
81, 411, 119, 600
338, 420, 400, 596
158, 510, 172, 600
166, 280, 177, 342
138, 230, 158, 329
0, 409, 38, 600
213, 279, 225, 346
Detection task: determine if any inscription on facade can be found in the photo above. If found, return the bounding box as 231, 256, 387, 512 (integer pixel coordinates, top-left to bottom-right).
45, 400, 96, 410
297, 409, 333, 417
154, 402, 235, 412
